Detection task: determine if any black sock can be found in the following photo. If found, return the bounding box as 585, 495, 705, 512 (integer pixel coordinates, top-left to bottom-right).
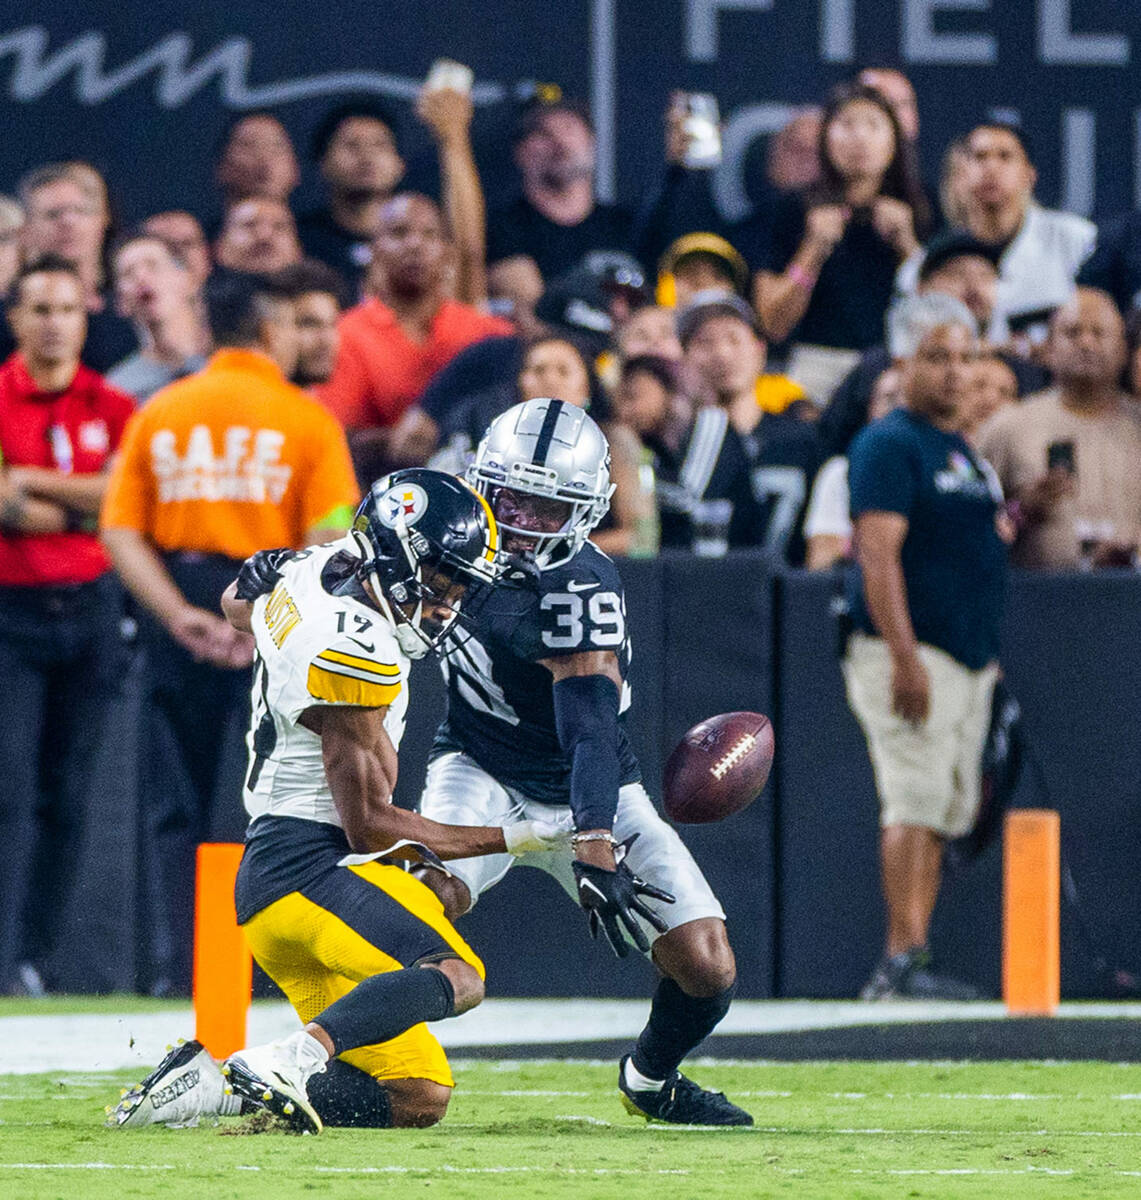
307, 1059, 392, 1128
631, 978, 736, 1083
314, 966, 456, 1056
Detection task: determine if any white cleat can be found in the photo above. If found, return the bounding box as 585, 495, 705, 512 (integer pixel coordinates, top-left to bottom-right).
221, 1033, 325, 1135
108, 1039, 229, 1129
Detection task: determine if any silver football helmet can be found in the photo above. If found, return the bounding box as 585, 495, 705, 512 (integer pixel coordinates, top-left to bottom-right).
467, 397, 615, 570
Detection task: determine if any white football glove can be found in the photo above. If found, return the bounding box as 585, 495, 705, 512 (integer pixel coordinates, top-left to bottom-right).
503, 815, 574, 855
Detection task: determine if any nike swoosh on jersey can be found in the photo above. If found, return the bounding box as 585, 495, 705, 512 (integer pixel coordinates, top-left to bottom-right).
567, 580, 601, 593
347, 636, 376, 653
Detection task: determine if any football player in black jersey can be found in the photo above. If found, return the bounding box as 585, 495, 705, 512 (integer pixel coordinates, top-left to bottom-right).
414, 398, 752, 1126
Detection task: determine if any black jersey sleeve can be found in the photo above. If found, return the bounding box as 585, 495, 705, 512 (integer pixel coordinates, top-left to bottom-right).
507, 547, 628, 663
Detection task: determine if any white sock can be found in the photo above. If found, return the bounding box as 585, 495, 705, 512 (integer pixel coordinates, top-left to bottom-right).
282, 1029, 330, 1080
624, 1058, 665, 1093
219, 1090, 243, 1116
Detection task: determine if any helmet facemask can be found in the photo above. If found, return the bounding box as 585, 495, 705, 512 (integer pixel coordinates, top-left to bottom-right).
469, 456, 612, 570
352, 511, 496, 660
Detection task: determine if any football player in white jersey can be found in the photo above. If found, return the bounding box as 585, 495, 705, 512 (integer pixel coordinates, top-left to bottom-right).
109, 469, 568, 1134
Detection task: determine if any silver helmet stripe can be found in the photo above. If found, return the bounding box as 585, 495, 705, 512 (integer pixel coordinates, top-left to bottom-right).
530, 397, 565, 466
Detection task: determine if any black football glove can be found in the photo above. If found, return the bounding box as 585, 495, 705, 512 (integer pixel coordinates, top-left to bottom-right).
234, 548, 294, 601
572, 859, 675, 958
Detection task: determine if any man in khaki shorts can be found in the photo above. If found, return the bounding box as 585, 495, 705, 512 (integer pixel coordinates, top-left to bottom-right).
843, 293, 1007, 1000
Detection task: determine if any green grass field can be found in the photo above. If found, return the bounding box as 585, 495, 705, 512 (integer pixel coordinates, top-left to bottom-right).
3, 1059, 1140, 1199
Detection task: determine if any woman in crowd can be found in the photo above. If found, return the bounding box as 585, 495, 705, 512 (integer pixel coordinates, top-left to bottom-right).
753, 83, 933, 402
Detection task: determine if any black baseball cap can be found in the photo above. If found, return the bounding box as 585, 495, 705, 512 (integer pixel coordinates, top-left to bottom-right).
512, 91, 593, 145
918, 231, 1002, 283
966, 118, 1035, 164
676, 290, 761, 347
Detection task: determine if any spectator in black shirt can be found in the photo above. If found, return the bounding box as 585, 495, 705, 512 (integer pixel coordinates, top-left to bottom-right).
297, 101, 406, 300
486, 99, 633, 285
753, 84, 932, 400
211, 112, 299, 221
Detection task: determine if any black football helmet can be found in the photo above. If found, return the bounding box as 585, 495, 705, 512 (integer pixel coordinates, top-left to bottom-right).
350, 468, 499, 658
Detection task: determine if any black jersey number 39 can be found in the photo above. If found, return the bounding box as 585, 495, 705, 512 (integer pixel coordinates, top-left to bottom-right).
540, 589, 625, 651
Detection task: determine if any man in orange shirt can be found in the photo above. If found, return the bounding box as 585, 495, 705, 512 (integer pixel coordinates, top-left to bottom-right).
101, 271, 359, 993
320, 194, 511, 480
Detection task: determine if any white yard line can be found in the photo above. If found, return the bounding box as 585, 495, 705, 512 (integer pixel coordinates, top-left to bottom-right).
1, 998, 1139, 1074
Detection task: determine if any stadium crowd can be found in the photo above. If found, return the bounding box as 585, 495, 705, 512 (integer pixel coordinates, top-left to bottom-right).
2, 63, 1140, 998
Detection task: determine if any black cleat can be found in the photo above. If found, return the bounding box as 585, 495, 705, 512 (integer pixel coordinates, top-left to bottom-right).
618, 1056, 753, 1126
860, 947, 981, 1001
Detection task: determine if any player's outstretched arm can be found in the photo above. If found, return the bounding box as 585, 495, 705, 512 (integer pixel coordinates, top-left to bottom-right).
308, 704, 511, 860
542, 649, 625, 866
542, 650, 674, 955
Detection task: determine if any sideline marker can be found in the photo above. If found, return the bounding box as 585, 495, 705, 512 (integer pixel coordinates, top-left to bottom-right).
1002, 810, 1060, 1016
193, 842, 252, 1058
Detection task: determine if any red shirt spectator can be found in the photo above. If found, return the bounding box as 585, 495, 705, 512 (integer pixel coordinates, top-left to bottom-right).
322, 295, 511, 429
319, 194, 511, 432
0, 355, 133, 586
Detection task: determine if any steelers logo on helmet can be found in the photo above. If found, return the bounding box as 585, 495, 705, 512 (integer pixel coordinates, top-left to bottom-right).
378, 482, 429, 529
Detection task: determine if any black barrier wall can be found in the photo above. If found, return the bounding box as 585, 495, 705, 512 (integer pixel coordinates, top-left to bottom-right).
50, 558, 1141, 999
775, 568, 1141, 999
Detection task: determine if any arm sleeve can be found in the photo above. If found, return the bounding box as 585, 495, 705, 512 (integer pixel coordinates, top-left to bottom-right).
99, 408, 153, 531
300, 410, 361, 534
848, 426, 917, 521
552, 673, 622, 832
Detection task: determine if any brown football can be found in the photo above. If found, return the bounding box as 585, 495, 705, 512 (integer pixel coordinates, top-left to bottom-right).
662, 712, 774, 824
